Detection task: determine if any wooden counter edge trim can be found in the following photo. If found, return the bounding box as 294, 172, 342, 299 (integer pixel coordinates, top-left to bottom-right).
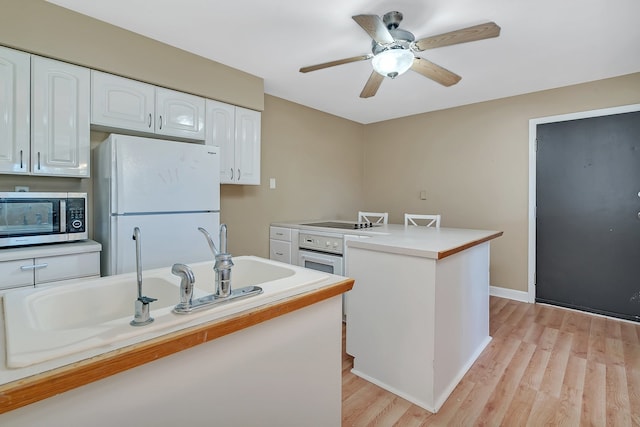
437, 231, 504, 259
0, 278, 354, 414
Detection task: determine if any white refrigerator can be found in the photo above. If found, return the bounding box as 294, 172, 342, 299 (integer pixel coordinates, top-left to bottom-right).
93, 134, 220, 276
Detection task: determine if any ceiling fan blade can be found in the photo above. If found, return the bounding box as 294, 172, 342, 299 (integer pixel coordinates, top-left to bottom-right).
411, 57, 461, 87
299, 54, 373, 73
360, 71, 384, 98
352, 14, 395, 45
413, 22, 501, 51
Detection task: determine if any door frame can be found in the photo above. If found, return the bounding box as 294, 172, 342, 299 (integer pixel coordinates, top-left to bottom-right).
527, 103, 640, 303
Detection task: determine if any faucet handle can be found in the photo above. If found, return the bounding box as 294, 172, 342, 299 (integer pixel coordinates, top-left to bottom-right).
198, 227, 219, 257
138, 296, 157, 304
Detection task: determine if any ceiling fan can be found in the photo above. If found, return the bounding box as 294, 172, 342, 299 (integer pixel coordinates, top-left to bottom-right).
299, 11, 500, 98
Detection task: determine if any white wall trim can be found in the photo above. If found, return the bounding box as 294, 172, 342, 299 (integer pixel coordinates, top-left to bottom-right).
490, 286, 529, 303
527, 103, 640, 304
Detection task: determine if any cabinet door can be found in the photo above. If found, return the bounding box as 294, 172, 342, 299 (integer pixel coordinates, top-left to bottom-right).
31, 56, 90, 177
205, 99, 235, 183
91, 70, 155, 133
155, 87, 205, 140
0, 259, 35, 290
234, 107, 261, 185
0, 46, 30, 175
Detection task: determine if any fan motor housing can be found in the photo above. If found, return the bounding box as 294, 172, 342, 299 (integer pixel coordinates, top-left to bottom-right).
371, 28, 415, 55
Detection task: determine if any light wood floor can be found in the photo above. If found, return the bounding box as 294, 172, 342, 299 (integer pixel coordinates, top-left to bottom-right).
342, 296, 640, 426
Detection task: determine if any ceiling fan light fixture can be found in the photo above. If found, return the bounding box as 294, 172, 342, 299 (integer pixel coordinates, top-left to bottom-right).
372, 48, 414, 78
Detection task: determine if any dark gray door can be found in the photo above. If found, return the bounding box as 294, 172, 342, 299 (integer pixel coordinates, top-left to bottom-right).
536, 111, 640, 322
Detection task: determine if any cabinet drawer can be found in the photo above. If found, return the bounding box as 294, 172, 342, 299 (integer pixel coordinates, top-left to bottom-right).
0, 259, 35, 290
270, 227, 292, 241
35, 252, 100, 284
269, 239, 291, 264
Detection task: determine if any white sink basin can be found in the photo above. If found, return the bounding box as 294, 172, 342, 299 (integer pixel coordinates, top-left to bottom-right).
3, 256, 330, 369
28, 277, 180, 332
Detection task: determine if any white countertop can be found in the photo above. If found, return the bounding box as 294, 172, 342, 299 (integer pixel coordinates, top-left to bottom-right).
271, 221, 502, 259
0, 240, 102, 262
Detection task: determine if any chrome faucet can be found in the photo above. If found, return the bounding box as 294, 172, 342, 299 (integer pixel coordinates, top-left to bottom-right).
198, 225, 234, 298
172, 225, 262, 315
130, 227, 157, 326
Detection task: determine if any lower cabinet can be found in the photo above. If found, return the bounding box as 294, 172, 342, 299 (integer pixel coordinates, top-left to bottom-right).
0, 241, 101, 292
269, 226, 297, 265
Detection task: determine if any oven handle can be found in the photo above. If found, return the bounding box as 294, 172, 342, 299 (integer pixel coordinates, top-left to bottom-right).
299, 250, 342, 264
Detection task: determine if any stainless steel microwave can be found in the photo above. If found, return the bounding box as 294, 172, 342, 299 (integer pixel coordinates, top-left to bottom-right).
0, 192, 88, 247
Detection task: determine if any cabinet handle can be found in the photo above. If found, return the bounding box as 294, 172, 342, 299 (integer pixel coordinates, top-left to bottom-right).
20, 263, 48, 271
148, 113, 152, 128
159, 115, 163, 130
275, 252, 284, 256
37, 152, 41, 170
19, 149, 23, 169
230, 168, 234, 180
237, 169, 241, 181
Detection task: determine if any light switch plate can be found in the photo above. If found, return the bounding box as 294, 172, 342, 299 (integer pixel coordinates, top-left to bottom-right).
420, 190, 427, 200
269, 178, 276, 189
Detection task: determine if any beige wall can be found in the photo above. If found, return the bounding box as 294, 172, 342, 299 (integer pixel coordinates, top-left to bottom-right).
2, 1, 639, 295
363, 73, 640, 292
220, 95, 365, 256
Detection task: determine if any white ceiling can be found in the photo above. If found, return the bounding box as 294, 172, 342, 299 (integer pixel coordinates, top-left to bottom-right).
48, 0, 640, 124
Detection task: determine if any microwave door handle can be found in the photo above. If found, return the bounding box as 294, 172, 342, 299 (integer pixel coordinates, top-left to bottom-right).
60, 200, 66, 232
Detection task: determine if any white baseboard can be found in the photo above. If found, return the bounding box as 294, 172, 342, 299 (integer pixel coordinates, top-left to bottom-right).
490, 286, 529, 303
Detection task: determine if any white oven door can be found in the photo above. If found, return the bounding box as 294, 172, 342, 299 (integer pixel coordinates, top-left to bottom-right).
298, 250, 343, 276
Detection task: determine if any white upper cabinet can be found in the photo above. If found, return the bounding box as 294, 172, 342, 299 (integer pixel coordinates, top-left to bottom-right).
0, 49, 89, 177
206, 99, 235, 182
155, 87, 205, 140
234, 107, 261, 185
91, 71, 155, 133
31, 56, 90, 177
0, 46, 30, 174
91, 71, 205, 141
206, 99, 261, 185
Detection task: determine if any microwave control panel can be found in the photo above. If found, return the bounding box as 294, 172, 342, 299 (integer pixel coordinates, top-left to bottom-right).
66, 198, 86, 232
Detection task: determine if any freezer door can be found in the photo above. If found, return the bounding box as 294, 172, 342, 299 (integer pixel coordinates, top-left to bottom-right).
110, 135, 220, 214
107, 212, 220, 276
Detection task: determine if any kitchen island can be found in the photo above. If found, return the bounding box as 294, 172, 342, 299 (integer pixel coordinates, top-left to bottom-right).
346, 226, 502, 413
0, 257, 353, 426
270, 220, 502, 413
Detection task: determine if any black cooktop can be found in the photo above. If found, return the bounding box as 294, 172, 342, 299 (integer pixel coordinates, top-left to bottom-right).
302, 221, 378, 230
